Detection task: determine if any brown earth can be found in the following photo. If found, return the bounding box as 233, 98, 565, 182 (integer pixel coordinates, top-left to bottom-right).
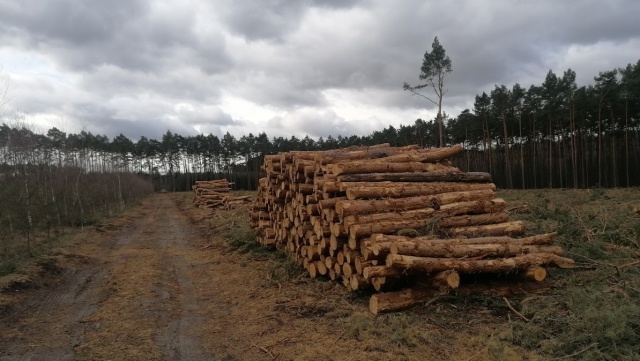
0, 193, 546, 361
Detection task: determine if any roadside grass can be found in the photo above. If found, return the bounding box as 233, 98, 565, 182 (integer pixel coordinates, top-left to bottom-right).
0, 199, 145, 279
500, 188, 640, 360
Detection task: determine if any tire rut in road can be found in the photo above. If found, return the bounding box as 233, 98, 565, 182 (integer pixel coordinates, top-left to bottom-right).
1, 194, 216, 361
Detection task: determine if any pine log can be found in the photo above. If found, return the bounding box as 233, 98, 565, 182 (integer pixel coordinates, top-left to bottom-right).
342, 198, 507, 229
348, 219, 436, 242
372, 232, 557, 247
369, 288, 445, 315
336, 189, 496, 218
363, 265, 405, 279
380, 144, 464, 163
342, 263, 354, 278
331, 161, 457, 176
350, 274, 371, 291
390, 241, 563, 258
337, 171, 492, 183
435, 212, 510, 228
427, 270, 460, 290
387, 253, 575, 273
316, 261, 328, 276
523, 267, 547, 282
372, 241, 393, 256
446, 221, 526, 237
345, 182, 496, 200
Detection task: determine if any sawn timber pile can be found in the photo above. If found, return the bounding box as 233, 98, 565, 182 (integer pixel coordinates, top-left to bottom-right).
192, 179, 251, 210
248, 144, 574, 314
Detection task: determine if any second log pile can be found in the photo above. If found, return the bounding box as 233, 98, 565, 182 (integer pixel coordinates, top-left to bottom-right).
249, 144, 574, 314
192, 179, 251, 210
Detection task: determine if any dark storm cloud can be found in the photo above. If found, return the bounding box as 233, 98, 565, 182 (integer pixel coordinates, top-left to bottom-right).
1, 0, 639, 140
217, 0, 363, 42
0, 0, 231, 74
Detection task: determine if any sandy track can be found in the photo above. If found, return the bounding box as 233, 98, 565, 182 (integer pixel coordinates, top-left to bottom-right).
0, 195, 213, 361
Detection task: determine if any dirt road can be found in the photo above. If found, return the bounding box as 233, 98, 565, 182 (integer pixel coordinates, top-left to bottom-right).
0, 195, 224, 361
0, 193, 542, 361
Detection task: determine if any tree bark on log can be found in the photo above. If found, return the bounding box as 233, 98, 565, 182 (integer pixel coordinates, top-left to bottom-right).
342, 198, 507, 229
435, 212, 510, 228
369, 288, 445, 315
380, 144, 464, 163
446, 221, 526, 237
386, 253, 575, 273
337, 171, 492, 183
350, 274, 371, 291
345, 182, 496, 200
428, 270, 460, 290
331, 161, 458, 176
336, 189, 497, 218
389, 242, 564, 258
363, 265, 405, 279
522, 267, 547, 282
372, 232, 557, 247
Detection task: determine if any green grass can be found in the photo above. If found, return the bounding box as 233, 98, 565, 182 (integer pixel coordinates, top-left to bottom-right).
500, 188, 640, 360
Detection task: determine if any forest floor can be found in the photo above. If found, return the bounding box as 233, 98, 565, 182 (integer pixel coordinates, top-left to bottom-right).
0, 189, 638, 361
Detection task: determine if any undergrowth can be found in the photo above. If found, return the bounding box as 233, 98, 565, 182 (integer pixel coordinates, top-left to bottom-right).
204, 197, 307, 284
501, 188, 640, 360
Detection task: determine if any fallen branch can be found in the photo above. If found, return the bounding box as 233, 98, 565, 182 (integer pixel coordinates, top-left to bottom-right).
550, 343, 598, 360
503, 297, 530, 322
251, 343, 275, 359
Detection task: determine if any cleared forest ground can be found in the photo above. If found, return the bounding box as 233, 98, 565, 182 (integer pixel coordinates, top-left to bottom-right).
0, 189, 638, 360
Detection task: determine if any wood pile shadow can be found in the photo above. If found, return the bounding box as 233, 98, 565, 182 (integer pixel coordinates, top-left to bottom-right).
249, 144, 574, 314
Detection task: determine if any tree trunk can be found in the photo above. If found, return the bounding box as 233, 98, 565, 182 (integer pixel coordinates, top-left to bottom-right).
386, 253, 575, 273
373, 232, 557, 248
337, 171, 492, 183
342, 198, 507, 230
330, 161, 457, 176
344, 182, 495, 200
390, 242, 563, 258
445, 221, 525, 237
336, 189, 497, 217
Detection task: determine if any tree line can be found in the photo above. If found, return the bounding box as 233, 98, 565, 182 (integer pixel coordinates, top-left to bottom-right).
0, 123, 153, 260
2, 59, 639, 196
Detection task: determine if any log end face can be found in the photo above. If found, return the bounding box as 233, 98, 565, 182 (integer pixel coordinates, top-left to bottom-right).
446, 270, 461, 289
369, 294, 381, 315
526, 267, 547, 282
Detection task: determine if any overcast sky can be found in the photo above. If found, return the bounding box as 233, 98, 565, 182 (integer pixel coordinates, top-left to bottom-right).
1, 0, 639, 141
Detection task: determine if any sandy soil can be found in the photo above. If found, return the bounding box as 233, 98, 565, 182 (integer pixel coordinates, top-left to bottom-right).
0, 193, 546, 361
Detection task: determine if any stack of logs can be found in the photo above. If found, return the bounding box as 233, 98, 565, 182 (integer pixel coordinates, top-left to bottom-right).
192, 179, 251, 210
249, 144, 574, 314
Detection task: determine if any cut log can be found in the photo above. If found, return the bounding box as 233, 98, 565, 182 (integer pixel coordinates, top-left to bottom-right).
372, 241, 393, 257
387, 253, 575, 273
342, 198, 507, 229
380, 144, 464, 163
427, 270, 460, 290
363, 265, 405, 279
331, 161, 457, 176
369, 288, 445, 315
350, 274, 371, 291
446, 221, 526, 237
336, 189, 497, 218
345, 182, 496, 200
338, 171, 492, 183
436, 212, 510, 228
523, 267, 547, 282
372, 232, 557, 247
348, 219, 437, 241
389, 241, 564, 258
